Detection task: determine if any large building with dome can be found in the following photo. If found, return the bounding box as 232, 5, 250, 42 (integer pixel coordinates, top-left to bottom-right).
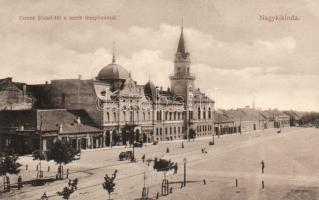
0, 27, 215, 154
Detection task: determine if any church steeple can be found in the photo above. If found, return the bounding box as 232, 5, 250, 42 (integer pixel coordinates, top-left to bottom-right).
175, 25, 190, 60
170, 23, 195, 96
177, 26, 186, 54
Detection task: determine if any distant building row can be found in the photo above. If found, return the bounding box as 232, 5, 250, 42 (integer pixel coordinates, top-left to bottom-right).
213, 108, 291, 135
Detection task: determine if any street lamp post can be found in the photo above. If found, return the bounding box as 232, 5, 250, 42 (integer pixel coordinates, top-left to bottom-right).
39, 115, 43, 179
183, 158, 187, 187
212, 130, 215, 144
132, 138, 135, 161
240, 116, 242, 135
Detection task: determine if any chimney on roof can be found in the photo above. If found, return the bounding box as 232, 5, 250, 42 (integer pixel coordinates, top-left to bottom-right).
160, 86, 163, 91
76, 116, 81, 124
45, 81, 48, 84
58, 124, 63, 133
78, 74, 82, 80
167, 87, 170, 92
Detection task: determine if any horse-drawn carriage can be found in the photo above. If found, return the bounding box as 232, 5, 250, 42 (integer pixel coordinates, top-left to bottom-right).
119, 151, 133, 161
134, 141, 143, 147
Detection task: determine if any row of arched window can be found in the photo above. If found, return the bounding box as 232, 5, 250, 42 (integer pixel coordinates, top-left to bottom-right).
197, 107, 212, 120
156, 126, 185, 135
197, 124, 213, 132
105, 107, 213, 123
105, 110, 152, 122
156, 111, 184, 121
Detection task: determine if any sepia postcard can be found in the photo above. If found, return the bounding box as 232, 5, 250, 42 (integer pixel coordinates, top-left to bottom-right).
0, 0, 318, 199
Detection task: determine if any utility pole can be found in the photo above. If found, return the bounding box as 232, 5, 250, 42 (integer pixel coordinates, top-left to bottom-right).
141, 172, 149, 199
239, 115, 242, 134
183, 158, 187, 186
212, 127, 215, 144
39, 114, 43, 179
218, 113, 220, 138
131, 106, 136, 162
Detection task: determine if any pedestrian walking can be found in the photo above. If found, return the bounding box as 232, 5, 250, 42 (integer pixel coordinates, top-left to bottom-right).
6, 175, 10, 191
17, 176, 22, 189
142, 154, 145, 163
174, 162, 178, 174
261, 160, 265, 173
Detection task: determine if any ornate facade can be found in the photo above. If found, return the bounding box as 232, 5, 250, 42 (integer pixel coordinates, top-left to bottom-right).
0, 26, 215, 153
95, 26, 215, 145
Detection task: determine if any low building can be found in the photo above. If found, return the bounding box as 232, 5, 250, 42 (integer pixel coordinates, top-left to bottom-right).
261, 110, 290, 128
214, 111, 236, 135
283, 110, 304, 126
0, 109, 103, 154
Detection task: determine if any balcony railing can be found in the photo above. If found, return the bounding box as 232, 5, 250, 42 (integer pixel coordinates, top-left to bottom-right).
169, 73, 195, 80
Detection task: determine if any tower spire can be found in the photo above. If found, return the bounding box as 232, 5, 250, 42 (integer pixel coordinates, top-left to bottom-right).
112, 41, 116, 64
181, 18, 184, 32
176, 20, 188, 58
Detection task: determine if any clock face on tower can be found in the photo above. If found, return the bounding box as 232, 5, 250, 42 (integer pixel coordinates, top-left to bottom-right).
173, 83, 183, 95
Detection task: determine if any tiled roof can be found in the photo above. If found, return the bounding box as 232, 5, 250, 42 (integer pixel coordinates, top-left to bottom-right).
214, 112, 233, 123
0, 109, 102, 134
223, 110, 247, 121
240, 109, 266, 121
263, 110, 289, 118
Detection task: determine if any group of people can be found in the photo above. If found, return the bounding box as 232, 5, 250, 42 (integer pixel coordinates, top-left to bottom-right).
3, 175, 23, 191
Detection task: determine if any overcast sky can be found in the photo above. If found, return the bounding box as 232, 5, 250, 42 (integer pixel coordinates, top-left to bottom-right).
0, 0, 318, 111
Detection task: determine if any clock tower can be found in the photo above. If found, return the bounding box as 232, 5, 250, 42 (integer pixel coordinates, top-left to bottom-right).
170, 26, 195, 98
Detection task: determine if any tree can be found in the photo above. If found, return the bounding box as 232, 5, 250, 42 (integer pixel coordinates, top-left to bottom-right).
300, 112, 319, 126
0, 152, 21, 176
46, 139, 78, 179
189, 129, 196, 139
102, 170, 117, 200
153, 158, 174, 172
56, 178, 78, 199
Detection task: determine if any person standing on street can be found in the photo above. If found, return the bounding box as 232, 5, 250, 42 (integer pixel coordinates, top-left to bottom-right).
17, 176, 22, 189
261, 160, 265, 173
174, 162, 178, 174
142, 154, 145, 163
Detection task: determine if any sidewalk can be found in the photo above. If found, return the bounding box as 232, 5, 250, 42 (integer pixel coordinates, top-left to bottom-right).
82, 127, 282, 152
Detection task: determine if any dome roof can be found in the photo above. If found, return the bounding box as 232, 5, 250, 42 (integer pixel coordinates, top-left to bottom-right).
144, 81, 157, 102
97, 63, 129, 81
